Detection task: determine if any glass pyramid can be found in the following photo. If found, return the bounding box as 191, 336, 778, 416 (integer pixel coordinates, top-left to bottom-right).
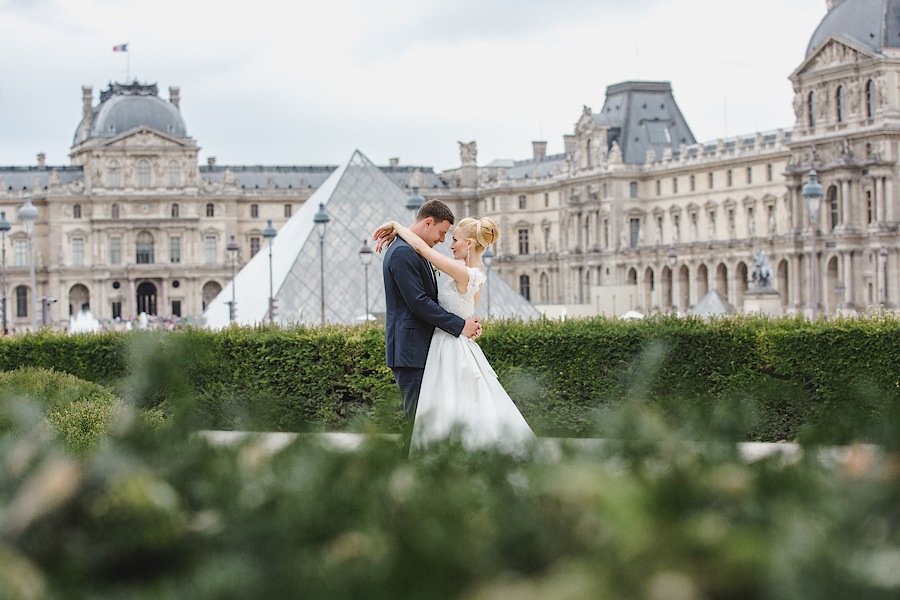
203, 150, 541, 328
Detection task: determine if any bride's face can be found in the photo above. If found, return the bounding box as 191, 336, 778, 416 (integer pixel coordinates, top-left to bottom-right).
449, 229, 471, 261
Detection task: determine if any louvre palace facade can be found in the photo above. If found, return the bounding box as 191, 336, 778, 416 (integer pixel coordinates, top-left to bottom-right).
0, 0, 898, 329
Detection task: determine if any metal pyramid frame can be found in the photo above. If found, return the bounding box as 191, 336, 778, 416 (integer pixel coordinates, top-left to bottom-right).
203, 149, 541, 329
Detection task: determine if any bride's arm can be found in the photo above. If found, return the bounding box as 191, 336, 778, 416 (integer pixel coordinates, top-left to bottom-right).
373, 221, 468, 284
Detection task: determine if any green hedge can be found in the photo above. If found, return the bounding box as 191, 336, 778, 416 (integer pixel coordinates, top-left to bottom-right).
0, 366, 123, 454
1, 315, 898, 444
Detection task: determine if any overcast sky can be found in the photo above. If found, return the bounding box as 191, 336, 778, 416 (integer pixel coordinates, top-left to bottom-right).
1, 0, 827, 172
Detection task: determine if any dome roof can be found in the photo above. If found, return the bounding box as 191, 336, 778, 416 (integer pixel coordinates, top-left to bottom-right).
73, 82, 187, 146
806, 0, 900, 57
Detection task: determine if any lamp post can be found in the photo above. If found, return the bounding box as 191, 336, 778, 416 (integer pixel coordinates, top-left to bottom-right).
313, 203, 329, 324
263, 219, 277, 324
483, 245, 494, 317
667, 246, 677, 312
0, 211, 10, 334
802, 170, 823, 319
880, 246, 889, 306
17, 197, 39, 331
226, 235, 239, 322
406, 185, 424, 216
359, 239, 373, 321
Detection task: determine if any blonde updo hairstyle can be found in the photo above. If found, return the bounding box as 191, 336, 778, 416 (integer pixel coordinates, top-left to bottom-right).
456, 217, 500, 252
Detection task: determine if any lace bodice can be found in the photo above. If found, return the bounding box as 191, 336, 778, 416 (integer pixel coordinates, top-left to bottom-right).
437, 267, 486, 318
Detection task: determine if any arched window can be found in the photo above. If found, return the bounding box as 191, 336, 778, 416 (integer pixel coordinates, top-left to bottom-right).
111, 203, 119, 219
627, 268, 638, 286
206, 203, 215, 217
107, 160, 121, 188
866, 80, 876, 118
171, 203, 180, 218
73, 204, 82, 219
519, 275, 531, 301
807, 91, 816, 128
15, 285, 29, 317
136, 231, 155, 264
539, 272, 550, 304
136, 159, 150, 187
167, 160, 180, 187
836, 85, 845, 123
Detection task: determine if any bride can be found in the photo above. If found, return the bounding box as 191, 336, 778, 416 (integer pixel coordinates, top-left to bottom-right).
374, 216, 538, 456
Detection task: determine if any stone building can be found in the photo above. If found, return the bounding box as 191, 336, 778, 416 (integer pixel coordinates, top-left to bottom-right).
0, 0, 896, 328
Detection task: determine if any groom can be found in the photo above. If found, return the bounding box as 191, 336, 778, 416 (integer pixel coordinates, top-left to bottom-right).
382, 200, 481, 430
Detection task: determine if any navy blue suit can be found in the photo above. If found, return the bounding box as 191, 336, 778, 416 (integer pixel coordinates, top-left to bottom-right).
383, 238, 464, 419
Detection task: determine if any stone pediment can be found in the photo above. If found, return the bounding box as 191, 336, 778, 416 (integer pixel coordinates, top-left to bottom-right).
100, 127, 195, 152
792, 36, 875, 77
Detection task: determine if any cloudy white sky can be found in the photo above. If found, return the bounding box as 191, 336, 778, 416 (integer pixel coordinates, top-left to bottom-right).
1, 0, 827, 172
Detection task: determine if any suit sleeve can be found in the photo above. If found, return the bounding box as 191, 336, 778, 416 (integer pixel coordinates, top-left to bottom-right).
389, 244, 465, 337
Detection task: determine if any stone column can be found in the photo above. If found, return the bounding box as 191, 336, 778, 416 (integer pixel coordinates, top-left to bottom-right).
161, 278, 169, 315
843, 251, 854, 307
128, 279, 136, 319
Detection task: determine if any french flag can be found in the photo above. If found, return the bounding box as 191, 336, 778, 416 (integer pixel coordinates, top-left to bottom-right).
112, 43, 128, 52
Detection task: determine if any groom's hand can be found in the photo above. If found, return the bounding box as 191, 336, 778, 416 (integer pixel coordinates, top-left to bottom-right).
462, 317, 481, 340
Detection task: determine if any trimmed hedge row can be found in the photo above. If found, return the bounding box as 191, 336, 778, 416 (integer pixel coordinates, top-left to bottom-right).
1, 315, 898, 443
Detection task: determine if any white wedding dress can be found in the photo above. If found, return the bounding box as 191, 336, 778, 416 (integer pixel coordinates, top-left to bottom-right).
411, 266, 538, 456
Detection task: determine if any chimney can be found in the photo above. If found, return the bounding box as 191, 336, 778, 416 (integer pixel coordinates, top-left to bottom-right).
82, 86, 93, 120
563, 134, 576, 157
532, 141, 547, 162
169, 86, 180, 109
37, 153, 46, 168
207, 157, 216, 167
389, 157, 399, 166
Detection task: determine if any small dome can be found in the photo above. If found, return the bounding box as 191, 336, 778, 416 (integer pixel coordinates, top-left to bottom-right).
806, 0, 900, 57
73, 82, 187, 146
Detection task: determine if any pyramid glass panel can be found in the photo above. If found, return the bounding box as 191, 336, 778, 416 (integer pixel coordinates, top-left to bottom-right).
203, 150, 540, 328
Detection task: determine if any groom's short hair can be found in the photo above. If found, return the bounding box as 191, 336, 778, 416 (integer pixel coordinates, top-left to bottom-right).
416, 200, 455, 225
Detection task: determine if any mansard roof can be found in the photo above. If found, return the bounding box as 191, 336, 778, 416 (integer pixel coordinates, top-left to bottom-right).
593, 81, 696, 165
806, 0, 900, 57
0, 166, 84, 191
198, 164, 449, 191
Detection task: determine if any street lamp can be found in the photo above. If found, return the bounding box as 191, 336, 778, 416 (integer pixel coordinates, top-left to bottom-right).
262, 219, 277, 324
667, 246, 677, 311
313, 203, 330, 324
802, 170, 823, 319
358, 239, 373, 322
17, 197, 39, 331
0, 211, 10, 334
483, 245, 494, 317
406, 185, 424, 216
226, 235, 239, 322
880, 246, 889, 306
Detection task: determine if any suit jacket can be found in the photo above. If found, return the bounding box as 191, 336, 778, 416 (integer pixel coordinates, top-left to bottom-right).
383, 238, 465, 368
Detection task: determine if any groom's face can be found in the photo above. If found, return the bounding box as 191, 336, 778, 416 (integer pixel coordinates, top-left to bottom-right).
422, 218, 452, 247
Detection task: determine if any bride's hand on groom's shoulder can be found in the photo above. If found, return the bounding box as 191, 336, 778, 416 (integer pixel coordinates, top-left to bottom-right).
373, 222, 396, 253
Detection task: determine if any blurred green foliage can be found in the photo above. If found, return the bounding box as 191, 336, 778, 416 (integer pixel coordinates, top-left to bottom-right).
0, 327, 897, 599
0, 314, 898, 445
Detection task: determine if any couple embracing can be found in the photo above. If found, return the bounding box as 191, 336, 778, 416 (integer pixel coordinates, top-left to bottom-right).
374, 199, 537, 457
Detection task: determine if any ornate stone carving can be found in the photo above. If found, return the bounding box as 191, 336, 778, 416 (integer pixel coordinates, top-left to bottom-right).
459, 141, 477, 165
